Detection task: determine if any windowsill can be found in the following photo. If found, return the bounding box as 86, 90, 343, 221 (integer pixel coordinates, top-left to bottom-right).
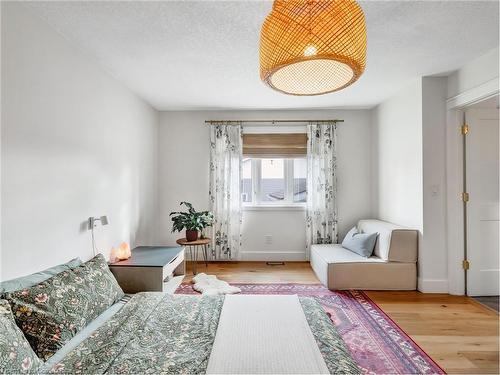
242, 204, 306, 211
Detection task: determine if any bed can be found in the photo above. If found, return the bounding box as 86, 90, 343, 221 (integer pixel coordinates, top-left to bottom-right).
1, 255, 359, 374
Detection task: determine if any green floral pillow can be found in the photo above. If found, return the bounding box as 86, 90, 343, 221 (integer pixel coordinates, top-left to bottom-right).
0, 300, 42, 374
4, 254, 124, 360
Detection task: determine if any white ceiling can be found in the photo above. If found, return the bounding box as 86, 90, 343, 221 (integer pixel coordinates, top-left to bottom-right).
26, 1, 499, 110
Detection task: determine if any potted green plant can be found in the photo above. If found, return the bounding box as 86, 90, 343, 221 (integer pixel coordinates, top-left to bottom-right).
169, 202, 214, 242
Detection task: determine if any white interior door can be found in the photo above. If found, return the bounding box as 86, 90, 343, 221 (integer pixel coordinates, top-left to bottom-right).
466, 104, 499, 296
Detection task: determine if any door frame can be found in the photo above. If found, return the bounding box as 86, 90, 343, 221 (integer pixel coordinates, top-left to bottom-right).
446, 77, 499, 295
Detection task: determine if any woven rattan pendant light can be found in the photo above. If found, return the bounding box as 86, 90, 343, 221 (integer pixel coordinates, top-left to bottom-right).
260, 0, 366, 96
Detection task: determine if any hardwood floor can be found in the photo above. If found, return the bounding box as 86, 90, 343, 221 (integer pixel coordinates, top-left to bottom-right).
185, 261, 499, 374
184, 261, 318, 283
367, 291, 499, 374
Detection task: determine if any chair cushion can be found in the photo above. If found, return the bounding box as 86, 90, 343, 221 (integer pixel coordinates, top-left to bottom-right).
311, 244, 385, 264
3, 254, 124, 360
328, 261, 416, 290
0, 300, 42, 374
341, 227, 378, 257
357, 220, 418, 262
310, 244, 416, 290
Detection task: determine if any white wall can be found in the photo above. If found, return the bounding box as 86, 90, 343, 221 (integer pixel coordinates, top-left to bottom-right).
371, 78, 451, 292
241, 208, 307, 261
371, 70, 494, 294
1, 3, 159, 280
421, 77, 449, 292
158, 109, 373, 260
372, 79, 423, 230
447, 47, 499, 99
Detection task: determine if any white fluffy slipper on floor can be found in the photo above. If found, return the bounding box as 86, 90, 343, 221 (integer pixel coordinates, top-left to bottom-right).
192, 273, 241, 295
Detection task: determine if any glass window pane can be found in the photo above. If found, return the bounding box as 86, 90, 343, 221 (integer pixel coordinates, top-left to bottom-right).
293, 158, 307, 202
261, 159, 285, 202
241, 158, 252, 203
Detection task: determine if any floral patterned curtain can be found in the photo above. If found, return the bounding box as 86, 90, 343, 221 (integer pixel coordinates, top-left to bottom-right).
306, 123, 338, 259
209, 124, 243, 260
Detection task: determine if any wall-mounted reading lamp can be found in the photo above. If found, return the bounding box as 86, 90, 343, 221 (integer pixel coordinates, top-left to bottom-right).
88, 216, 109, 256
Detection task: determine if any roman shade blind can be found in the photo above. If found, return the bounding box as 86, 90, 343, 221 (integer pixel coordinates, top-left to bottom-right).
242, 133, 307, 157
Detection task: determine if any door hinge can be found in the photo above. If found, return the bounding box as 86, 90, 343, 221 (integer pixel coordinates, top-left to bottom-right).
462, 192, 469, 202
462, 260, 470, 270
461, 124, 469, 135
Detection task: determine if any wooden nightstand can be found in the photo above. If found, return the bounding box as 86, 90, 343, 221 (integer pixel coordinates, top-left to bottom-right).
109, 246, 185, 293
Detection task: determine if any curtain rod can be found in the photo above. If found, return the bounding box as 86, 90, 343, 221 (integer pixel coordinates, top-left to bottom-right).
205, 119, 343, 126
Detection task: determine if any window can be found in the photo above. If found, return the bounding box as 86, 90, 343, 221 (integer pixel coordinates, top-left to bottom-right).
242, 157, 307, 205
261, 158, 285, 202
293, 158, 307, 203
241, 132, 307, 206
242, 158, 252, 203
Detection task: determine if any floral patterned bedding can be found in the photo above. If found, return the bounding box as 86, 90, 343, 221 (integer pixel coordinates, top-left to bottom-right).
41, 293, 358, 374
0, 300, 42, 374
4, 254, 124, 361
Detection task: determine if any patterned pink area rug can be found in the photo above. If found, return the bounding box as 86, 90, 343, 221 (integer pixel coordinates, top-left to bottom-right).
176, 283, 446, 374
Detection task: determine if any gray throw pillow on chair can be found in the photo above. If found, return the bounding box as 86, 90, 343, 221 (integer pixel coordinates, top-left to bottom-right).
342, 226, 378, 258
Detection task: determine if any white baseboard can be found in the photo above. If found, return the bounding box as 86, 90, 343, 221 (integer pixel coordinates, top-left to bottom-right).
239, 251, 306, 261
418, 277, 449, 293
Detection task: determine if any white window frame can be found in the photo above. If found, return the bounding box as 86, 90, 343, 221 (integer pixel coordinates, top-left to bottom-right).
242, 157, 306, 209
